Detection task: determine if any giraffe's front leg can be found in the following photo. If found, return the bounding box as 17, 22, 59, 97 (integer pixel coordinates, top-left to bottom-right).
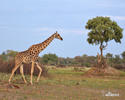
36, 62, 42, 82
30, 62, 35, 85
20, 65, 27, 84
9, 64, 20, 83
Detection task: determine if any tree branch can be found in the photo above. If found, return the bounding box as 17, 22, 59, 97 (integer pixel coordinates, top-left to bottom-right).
102, 42, 108, 50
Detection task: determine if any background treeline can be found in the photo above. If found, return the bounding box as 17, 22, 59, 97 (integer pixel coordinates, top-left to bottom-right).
0, 50, 125, 71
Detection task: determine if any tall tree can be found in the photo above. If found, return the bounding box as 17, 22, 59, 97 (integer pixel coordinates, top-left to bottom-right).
121, 51, 125, 59
85, 16, 123, 58
106, 53, 113, 59
41, 53, 58, 65
106, 53, 113, 66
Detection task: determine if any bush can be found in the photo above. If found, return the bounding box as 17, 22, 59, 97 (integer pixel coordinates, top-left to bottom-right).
73, 67, 83, 72
113, 64, 125, 71
56, 64, 66, 68
0, 59, 49, 77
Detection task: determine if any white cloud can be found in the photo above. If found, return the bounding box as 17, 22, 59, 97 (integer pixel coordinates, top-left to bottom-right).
90, 15, 125, 21
0, 25, 8, 29
108, 16, 125, 21
35, 27, 87, 35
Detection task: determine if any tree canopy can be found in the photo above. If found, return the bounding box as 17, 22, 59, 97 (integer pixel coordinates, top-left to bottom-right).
85, 16, 123, 57
121, 51, 125, 59
41, 54, 58, 65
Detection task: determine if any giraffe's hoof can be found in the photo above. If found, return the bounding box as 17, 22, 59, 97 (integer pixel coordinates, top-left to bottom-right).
36, 81, 38, 83
24, 81, 27, 84
8, 80, 11, 84
36, 80, 39, 83
30, 82, 33, 85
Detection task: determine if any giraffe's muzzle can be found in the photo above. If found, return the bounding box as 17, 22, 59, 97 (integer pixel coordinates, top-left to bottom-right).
60, 37, 63, 41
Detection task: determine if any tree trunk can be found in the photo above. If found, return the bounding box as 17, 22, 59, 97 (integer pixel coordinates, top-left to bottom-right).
98, 45, 108, 69
95, 44, 108, 70
100, 45, 103, 58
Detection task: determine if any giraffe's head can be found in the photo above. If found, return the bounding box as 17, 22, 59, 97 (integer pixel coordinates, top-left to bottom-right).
54, 31, 63, 41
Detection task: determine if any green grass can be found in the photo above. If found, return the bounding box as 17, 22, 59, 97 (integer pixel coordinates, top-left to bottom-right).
0, 67, 125, 100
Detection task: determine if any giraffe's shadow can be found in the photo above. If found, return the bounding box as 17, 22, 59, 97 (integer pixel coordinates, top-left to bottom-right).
0, 80, 20, 89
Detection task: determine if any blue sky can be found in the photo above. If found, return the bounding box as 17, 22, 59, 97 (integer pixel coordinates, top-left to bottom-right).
0, 0, 125, 57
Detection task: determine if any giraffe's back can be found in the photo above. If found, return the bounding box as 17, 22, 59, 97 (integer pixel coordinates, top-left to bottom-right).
15, 50, 39, 64
15, 50, 31, 64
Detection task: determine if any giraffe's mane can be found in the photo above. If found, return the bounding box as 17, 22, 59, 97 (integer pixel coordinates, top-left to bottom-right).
28, 33, 56, 50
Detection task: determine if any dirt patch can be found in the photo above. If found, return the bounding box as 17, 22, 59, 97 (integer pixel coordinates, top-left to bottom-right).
0, 80, 20, 89
84, 67, 121, 77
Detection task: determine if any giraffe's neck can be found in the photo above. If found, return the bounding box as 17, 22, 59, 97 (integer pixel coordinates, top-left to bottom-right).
40, 34, 55, 49
30, 34, 56, 53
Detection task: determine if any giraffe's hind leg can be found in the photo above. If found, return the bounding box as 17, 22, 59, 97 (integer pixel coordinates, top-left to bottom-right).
8, 64, 20, 83
36, 62, 42, 82
30, 61, 35, 85
20, 64, 27, 84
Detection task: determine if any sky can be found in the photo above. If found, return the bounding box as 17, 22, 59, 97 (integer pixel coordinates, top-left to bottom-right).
0, 0, 125, 58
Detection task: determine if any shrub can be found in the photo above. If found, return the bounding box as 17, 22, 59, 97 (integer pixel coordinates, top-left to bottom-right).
113, 64, 125, 71
0, 59, 49, 77
56, 64, 66, 68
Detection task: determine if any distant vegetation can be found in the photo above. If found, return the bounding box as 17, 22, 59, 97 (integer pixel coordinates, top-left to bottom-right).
0, 50, 125, 72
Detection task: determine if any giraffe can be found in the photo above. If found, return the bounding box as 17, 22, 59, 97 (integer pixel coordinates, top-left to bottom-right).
8, 31, 63, 85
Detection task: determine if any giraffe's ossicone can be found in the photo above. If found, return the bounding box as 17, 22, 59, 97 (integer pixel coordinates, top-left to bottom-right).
9, 31, 63, 84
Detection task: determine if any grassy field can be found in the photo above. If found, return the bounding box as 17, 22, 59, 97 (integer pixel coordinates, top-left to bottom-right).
0, 67, 125, 100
